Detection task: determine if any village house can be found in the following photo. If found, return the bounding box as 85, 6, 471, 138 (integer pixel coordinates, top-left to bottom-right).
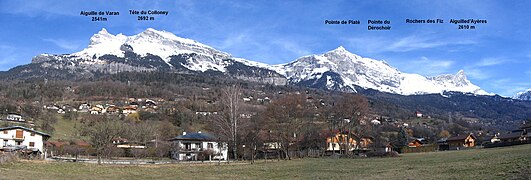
122, 105, 138, 115
408, 139, 424, 148
490, 135, 501, 143
497, 132, 524, 143
493, 122, 531, 143
325, 132, 372, 152
195, 111, 218, 116
239, 113, 253, 119
6, 114, 24, 122
106, 105, 120, 114
90, 105, 105, 114
326, 133, 356, 152
57, 109, 65, 114
143, 99, 158, 109
129, 101, 140, 108
415, 111, 423, 118
477, 134, 499, 146
44, 104, 59, 110
112, 137, 146, 149
254, 130, 283, 158
446, 134, 476, 150
0, 126, 50, 155
78, 103, 90, 113
170, 131, 227, 161
263, 141, 282, 150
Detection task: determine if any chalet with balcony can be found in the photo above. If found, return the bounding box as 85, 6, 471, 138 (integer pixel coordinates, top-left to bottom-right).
446, 134, 476, 150
0, 126, 50, 154
169, 131, 227, 161
325, 131, 372, 152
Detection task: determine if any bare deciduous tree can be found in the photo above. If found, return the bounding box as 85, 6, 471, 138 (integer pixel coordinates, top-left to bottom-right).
326, 94, 369, 155
265, 94, 310, 160
85, 119, 125, 164
210, 84, 242, 162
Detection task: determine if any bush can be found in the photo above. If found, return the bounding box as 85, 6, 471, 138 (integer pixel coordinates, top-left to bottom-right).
0, 152, 19, 164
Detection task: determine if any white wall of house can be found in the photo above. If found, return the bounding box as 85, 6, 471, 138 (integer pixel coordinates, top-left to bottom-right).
122, 109, 137, 115
326, 142, 357, 151
0, 128, 46, 152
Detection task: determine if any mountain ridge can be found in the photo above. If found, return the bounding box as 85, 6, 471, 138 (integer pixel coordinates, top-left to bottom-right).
15, 28, 490, 96
273, 46, 488, 95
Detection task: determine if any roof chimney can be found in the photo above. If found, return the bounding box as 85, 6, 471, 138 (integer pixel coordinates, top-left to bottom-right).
182, 132, 186, 135
198, 131, 202, 134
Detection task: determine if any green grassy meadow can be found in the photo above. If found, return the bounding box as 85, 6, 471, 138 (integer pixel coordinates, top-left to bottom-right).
49, 115, 81, 141
1, 144, 529, 180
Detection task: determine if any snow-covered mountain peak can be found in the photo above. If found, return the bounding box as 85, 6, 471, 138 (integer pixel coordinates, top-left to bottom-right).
135, 28, 204, 47
98, 28, 109, 35
89, 28, 120, 46
279, 46, 488, 95
454, 69, 469, 85
513, 89, 531, 101
455, 69, 466, 78
323, 46, 362, 61
330, 46, 348, 53
71, 28, 233, 64
428, 70, 471, 87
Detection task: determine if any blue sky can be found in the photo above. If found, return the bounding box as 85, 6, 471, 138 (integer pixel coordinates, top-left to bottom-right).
0, 0, 530, 96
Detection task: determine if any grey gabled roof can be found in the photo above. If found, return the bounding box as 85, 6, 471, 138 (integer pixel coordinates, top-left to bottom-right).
0, 126, 51, 137
169, 132, 220, 141
498, 132, 522, 140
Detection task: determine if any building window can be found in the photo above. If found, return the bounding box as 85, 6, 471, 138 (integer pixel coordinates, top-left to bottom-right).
208, 143, 214, 149
31, 132, 35, 136
184, 143, 191, 150
3, 130, 7, 134
15, 130, 23, 139
16, 141, 22, 146
29, 142, 35, 147
195, 143, 201, 150
2, 140, 7, 146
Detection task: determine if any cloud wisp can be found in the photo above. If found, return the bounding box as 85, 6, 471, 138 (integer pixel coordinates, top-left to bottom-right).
43, 39, 82, 51
347, 34, 477, 54
391, 56, 455, 76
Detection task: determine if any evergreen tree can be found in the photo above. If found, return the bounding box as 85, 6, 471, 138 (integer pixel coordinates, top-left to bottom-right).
396, 127, 409, 148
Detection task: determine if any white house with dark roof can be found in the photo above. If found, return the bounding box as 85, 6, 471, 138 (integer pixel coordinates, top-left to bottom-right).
6, 114, 24, 122
169, 131, 228, 161
0, 126, 50, 153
